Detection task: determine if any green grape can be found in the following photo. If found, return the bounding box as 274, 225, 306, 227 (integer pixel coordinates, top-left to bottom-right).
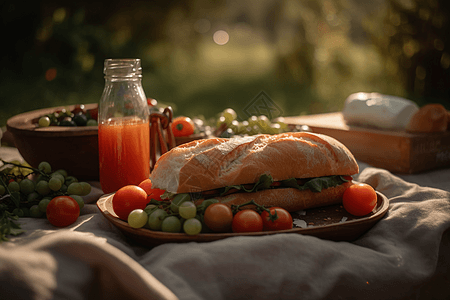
29, 205, 43, 218
269, 123, 282, 135
12, 208, 24, 217
222, 108, 237, 125
53, 169, 68, 178
179, 201, 197, 219
34, 174, 46, 183
161, 216, 182, 233
35, 180, 51, 195
27, 191, 40, 202
275, 120, 288, 132
228, 120, 239, 133
48, 177, 62, 191
216, 116, 226, 128
0, 185, 5, 195
38, 198, 51, 213
128, 209, 148, 228
51, 173, 65, 185
38, 116, 51, 127
69, 195, 84, 209
8, 181, 20, 193
79, 182, 92, 196
86, 119, 98, 126
170, 193, 191, 213
147, 209, 168, 231
38, 161, 52, 174
65, 176, 78, 186
237, 121, 249, 135
248, 115, 258, 127
183, 218, 202, 235
67, 182, 83, 195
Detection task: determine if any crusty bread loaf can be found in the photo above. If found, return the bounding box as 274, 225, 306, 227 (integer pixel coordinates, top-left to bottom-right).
208, 181, 354, 212
406, 104, 448, 133
150, 132, 359, 194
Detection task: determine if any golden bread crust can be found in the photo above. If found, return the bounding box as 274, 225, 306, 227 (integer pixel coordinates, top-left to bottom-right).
213, 181, 354, 212
150, 132, 359, 194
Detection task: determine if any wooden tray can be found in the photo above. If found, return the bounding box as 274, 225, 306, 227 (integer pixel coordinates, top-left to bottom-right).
97, 191, 389, 247
282, 112, 450, 174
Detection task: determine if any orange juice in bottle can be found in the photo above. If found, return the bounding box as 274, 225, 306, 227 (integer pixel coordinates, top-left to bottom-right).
98, 59, 150, 194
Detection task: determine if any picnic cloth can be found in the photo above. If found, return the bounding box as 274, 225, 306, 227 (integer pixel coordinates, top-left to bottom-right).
0, 146, 449, 300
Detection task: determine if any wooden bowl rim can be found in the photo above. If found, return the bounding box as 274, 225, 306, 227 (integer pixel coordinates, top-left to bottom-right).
6, 103, 99, 137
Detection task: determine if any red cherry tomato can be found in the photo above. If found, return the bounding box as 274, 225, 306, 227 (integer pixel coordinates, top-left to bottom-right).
138, 179, 165, 201
171, 116, 195, 137
261, 207, 293, 231
88, 106, 98, 120
112, 185, 148, 220
342, 183, 378, 216
204, 203, 234, 232
46, 196, 80, 227
232, 209, 263, 233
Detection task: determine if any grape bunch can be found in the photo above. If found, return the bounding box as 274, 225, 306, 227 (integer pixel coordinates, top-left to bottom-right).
128, 193, 208, 235
0, 159, 91, 219
38, 104, 98, 127
216, 108, 311, 138
190, 108, 310, 138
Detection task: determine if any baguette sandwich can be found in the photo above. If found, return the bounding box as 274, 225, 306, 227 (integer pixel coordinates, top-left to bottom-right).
149, 132, 359, 212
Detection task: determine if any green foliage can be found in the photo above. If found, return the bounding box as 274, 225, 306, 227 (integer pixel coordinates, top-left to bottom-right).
1, 0, 449, 128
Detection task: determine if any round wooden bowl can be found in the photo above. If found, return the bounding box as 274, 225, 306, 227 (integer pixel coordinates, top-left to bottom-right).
6, 104, 100, 181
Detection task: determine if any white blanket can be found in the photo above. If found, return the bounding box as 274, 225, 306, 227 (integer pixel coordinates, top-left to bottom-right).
1, 152, 449, 299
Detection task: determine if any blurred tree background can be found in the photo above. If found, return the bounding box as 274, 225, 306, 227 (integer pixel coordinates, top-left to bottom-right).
1, 0, 449, 127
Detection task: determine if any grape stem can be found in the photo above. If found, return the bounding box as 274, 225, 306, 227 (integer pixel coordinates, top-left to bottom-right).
0, 159, 49, 178
231, 199, 279, 221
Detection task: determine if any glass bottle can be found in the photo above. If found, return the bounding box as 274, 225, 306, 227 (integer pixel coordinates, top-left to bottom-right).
98, 59, 150, 194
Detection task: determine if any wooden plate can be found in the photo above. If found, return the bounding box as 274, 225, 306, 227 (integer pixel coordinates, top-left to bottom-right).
97, 191, 389, 247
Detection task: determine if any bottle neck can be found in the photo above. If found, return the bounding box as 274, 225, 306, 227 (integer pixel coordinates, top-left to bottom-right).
104, 76, 142, 83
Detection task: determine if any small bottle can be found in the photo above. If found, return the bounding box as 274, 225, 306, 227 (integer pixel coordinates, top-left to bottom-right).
98, 59, 150, 194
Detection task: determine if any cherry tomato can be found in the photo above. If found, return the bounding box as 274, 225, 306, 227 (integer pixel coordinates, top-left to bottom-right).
147, 98, 157, 107
204, 203, 233, 232
261, 207, 293, 231
138, 179, 165, 201
46, 196, 80, 227
112, 185, 148, 220
232, 209, 263, 233
342, 183, 377, 216
72, 104, 86, 115
171, 116, 195, 137
88, 106, 98, 121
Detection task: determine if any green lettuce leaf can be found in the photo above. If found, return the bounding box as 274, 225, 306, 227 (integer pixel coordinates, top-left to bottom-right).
280, 175, 349, 192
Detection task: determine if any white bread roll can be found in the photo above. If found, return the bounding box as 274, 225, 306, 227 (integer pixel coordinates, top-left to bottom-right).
342, 92, 419, 130
150, 132, 359, 194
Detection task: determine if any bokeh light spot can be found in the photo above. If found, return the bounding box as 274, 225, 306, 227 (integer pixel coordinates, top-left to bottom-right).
213, 30, 229, 45
45, 68, 57, 81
